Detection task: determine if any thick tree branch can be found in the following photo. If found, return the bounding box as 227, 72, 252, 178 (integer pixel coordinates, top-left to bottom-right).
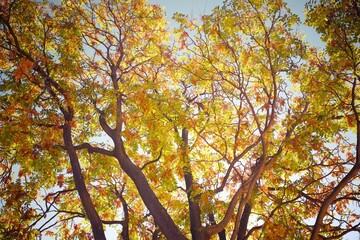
208, 213, 226, 240
237, 203, 252, 240
181, 128, 204, 240
63, 124, 106, 239
141, 148, 163, 170
74, 143, 114, 157
112, 137, 187, 240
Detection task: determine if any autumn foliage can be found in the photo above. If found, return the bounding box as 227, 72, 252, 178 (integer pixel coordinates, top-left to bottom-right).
0, 0, 359, 239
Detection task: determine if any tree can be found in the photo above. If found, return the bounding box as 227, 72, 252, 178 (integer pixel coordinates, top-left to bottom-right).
305, 0, 360, 239
0, 0, 358, 239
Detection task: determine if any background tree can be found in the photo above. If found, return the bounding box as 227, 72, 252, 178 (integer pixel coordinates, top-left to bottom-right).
0, 0, 359, 239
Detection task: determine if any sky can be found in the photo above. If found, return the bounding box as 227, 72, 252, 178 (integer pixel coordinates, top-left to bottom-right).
148, 0, 324, 47
149, 0, 223, 18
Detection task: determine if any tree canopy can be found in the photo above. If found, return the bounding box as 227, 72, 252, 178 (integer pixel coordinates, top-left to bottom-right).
0, 0, 359, 239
